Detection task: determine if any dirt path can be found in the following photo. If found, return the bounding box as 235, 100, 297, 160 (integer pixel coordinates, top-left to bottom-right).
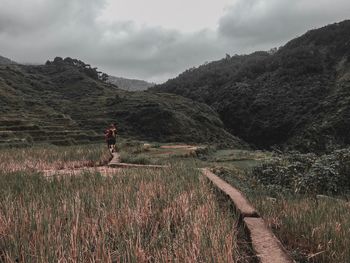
202, 168, 258, 217
202, 168, 293, 263
109, 151, 120, 163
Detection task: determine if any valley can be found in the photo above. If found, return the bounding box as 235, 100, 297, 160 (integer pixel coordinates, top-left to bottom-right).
1, 20, 350, 263
152, 20, 350, 153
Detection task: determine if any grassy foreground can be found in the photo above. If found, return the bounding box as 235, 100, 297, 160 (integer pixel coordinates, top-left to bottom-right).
0, 144, 111, 172
251, 194, 350, 262
0, 145, 248, 262
215, 159, 350, 263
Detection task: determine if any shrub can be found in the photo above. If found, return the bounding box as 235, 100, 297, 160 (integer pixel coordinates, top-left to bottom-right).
251, 148, 350, 195
119, 152, 151, 165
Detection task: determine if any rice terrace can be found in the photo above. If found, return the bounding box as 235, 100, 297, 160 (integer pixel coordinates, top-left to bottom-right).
1, 2, 350, 262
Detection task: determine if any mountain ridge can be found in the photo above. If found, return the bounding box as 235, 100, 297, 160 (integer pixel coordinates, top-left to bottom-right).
152, 20, 350, 152
0, 57, 244, 148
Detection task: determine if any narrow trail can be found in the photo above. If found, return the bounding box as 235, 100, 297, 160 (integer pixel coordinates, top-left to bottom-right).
202, 168, 293, 263
109, 151, 120, 164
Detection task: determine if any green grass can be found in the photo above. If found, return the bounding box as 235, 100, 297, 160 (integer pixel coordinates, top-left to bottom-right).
210, 149, 271, 162
116, 140, 200, 165
119, 152, 152, 165
115, 140, 269, 170
117, 140, 153, 164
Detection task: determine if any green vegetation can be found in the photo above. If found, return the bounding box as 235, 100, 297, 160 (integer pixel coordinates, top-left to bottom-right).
0, 57, 244, 148
119, 152, 152, 165
152, 20, 350, 153
117, 140, 153, 164
115, 139, 201, 165
213, 148, 350, 263
0, 145, 249, 262
251, 149, 350, 195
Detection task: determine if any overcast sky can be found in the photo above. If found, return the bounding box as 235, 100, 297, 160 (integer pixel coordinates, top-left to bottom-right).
0, 0, 349, 83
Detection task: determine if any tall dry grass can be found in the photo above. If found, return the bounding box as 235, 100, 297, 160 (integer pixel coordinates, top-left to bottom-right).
0, 144, 110, 172
214, 163, 350, 262
0, 161, 246, 262
251, 195, 350, 263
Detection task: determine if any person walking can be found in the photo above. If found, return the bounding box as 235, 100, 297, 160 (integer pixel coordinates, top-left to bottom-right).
104, 123, 117, 153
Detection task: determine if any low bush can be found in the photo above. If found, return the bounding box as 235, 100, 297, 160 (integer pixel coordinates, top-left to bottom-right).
119, 152, 152, 165
251, 148, 350, 195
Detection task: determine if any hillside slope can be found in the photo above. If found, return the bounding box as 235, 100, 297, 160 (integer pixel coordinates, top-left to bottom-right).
0, 57, 243, 147
0, 55, 16, 65
152, 20, 350, 152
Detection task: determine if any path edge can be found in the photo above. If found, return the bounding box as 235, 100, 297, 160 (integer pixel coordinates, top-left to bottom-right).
201, 168, 294, 263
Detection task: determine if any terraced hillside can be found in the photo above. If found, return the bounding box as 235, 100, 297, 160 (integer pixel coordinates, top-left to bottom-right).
0, 57, 243, 148
0, 114, 101, 147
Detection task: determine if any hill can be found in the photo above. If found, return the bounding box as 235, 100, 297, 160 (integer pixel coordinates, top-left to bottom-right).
0, 55, 16, 65
0, 57, 243, 148
152, 20, 350, 152
108, 76, 154, 91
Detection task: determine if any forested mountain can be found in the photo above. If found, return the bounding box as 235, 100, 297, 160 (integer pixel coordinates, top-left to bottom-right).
152, 20, 350, 152
108, 76, 154, 91
0, 57, 243, 147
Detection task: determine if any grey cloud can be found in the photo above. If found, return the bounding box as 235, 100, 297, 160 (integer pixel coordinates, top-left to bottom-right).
0, 0, 349, 82
0, 0, 104, 35
0, 0, 224, 82
219, 0, 350, 47
93, 27, 222, 81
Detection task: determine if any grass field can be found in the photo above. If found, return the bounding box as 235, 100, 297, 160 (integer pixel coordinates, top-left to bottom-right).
2, 141, 348, 262
0, 144, 250, 262
0, 144, 111, 172
216, 162, 350, 263
116, 140, 200, 165
251, 193, 350, 263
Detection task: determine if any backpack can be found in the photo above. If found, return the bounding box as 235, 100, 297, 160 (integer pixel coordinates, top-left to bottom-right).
105, 129, 113, 140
